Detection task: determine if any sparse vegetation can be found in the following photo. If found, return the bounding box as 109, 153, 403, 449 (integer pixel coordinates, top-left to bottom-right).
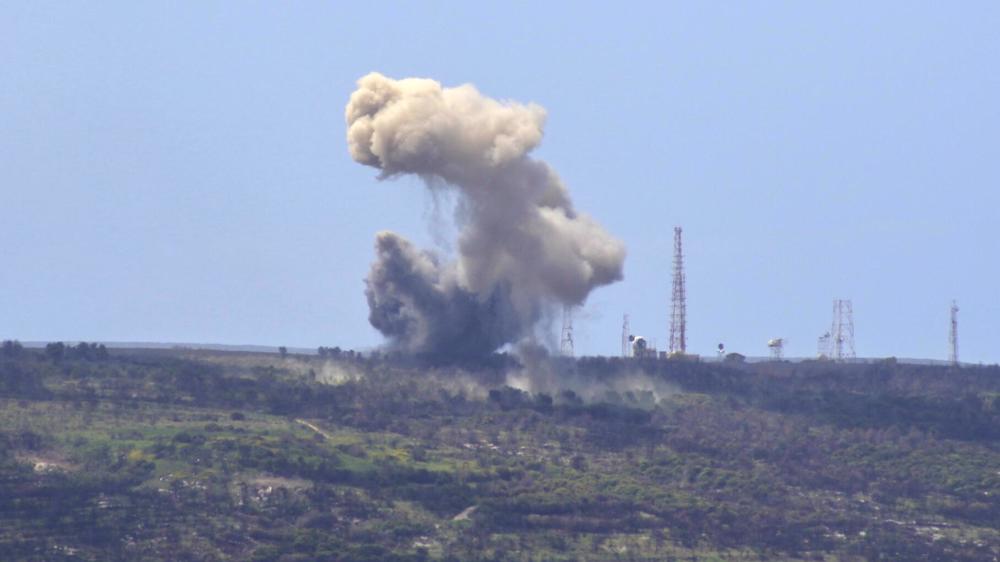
0, 347, 997, 561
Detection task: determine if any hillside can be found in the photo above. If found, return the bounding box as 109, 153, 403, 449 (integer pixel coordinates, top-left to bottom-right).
0, 343, 997, 561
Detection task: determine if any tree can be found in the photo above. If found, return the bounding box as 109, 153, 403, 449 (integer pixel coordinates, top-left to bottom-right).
73, 342, 93, 360
2, 340, 24, 358
45, 342, 65, 362
279, 346, 288, 358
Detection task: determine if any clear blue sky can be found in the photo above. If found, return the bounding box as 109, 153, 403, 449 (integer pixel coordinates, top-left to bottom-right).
2, 2, 997, 362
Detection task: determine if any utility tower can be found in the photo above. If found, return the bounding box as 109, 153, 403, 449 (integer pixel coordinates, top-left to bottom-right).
621, 314, 631, 358
817, 332, 831, 359
668, 226, 687, 355
768, 338, 785, 360
560, 306, 574, 357
949, 300, 959, 366
831, 299, 855, 361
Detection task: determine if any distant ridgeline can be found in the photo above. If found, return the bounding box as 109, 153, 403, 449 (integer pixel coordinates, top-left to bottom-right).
8, 339, 988, 368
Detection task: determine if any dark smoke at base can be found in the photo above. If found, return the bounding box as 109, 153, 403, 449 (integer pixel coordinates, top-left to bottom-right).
365, 232, 527, 357
347, 73, 626, 356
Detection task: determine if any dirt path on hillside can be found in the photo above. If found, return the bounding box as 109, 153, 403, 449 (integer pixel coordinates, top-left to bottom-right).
452, 505, 477, 521
295, 419, 334, 440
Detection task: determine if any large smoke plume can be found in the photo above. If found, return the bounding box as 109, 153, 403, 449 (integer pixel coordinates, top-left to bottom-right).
346, 73, 625, 356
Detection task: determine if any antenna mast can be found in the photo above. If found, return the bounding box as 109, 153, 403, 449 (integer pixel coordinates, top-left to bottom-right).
831, 299, 855, 361
668, 226, 687, 355
621, 314, 631, 358
768, 338, 785, 360
817, 332, 831, 359
560, 306, 574, 357
949, 300, 959, 366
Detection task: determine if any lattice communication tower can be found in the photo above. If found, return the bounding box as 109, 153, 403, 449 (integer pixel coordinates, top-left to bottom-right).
949, 300, 959, 366
768, 338, 785, 360
621, 314, 631, 358
560, 306, 574, 357
668, 227, 687, 355
831, 299, 855, 361
817, 332, 832, 359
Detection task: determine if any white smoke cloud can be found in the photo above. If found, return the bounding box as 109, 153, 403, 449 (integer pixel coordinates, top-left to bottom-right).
346, 73, 626, 356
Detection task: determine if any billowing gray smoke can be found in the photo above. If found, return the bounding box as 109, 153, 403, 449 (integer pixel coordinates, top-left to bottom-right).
346, 72, 625, 356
